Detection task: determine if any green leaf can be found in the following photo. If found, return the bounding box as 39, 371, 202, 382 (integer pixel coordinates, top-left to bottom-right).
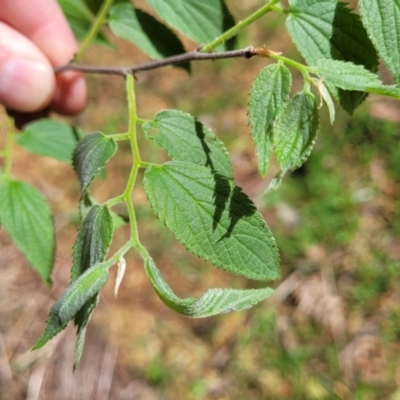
71, 205, 113, 281
316, 60, 400, 99
109, 3, 189, 72
286, 0, 378, 113
316, 59, 382, 91
33, 261, 110, 350
60, 263, 109, 326
111, 212, 128, 230
145, 256, 275, 317
248, 64, 291, 176
359, 0, 400, 84
32, 306, 67, 351
143, 110, 233, 178
79, 192, 127, 230
79, 191, 97, 220
58, 0, 110, 46
143, 162, 280, 281
146, 0, 236, 50
375, 85, 400, 99
266, 171, 285, 193
273, 91, 319, 172
16, 119, 82, 163
0, 180, 54, 284
72, 131, 117, 194
73, 294, 98, 369
70, 204, 113, 366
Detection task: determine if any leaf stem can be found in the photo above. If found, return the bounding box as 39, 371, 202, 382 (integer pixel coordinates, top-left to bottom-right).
104, 75, 145, 272
123, 74, 141, 245
108, 132, 129, 141
136, 118, 151, 125
135, 241, 151, 263
270, 54, 313, 82
139, 161, 158, 169
75, 0, 115, 61
106, 194, 125, 208
201, 0, 280, 52
125, 74, 140, 165
103, 240, 132, 270
366, 86, 400, 99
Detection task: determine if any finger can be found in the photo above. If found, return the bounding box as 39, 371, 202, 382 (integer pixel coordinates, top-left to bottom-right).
51, 70, 87, 115
1, 0, 87, 114
1, 0, 77, 66
0, 22, 55, 112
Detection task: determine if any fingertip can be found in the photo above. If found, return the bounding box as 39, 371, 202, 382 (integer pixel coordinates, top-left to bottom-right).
0, 22, 56, 112
0, 57, 55, 113
1, 0, 79, 67
51, 71, 87, 115
0, 2, 87, 116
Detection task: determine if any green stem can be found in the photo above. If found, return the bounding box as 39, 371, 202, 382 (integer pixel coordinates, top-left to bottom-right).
270, 54, 313, 82
136, 118, 151, 125
76, 0, 115, 61
139, 161, 158, 169
124, 74, 141, 245
201, 0, 280, 52
126, 74, 140, 164
108, 132, 129, 141
135, 241, 151, 263
106, 194, 125, 208
3, 118, 15, 179
103, 240, 132, 269
104, 75, 144, 267
125, 170, 139, 245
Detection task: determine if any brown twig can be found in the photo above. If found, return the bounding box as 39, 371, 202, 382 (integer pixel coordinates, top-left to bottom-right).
54, 46, 260, 76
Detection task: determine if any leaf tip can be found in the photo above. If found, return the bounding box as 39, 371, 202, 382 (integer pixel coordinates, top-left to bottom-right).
31, 332, 50, 351
265, 171, 285, 193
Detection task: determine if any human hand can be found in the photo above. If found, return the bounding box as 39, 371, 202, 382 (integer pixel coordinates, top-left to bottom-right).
0, 0, 87, 116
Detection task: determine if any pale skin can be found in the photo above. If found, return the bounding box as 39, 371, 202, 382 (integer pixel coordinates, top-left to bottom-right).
0, 0, 87, 115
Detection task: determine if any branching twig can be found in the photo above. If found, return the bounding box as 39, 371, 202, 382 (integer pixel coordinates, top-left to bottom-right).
55, 46, 262, 76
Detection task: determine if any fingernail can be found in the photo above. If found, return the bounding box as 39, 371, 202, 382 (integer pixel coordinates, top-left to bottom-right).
0, 58, 55, 112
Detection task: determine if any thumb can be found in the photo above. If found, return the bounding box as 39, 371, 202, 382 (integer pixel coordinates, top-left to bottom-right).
0, 22, 55, 113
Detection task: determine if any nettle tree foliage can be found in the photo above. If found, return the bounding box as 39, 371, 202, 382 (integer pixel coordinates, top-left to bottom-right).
0, 0, 398, 366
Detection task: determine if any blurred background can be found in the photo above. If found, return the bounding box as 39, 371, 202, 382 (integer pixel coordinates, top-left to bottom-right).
1, 1, 400, 399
